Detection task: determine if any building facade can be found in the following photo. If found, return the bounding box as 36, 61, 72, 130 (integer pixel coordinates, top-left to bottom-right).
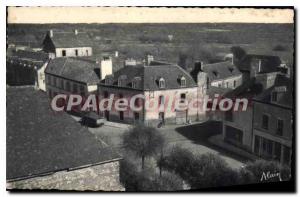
45, 57, 112, 99
98, 60, 201, 127
42, 29, 93, 58
252, 75, 293, 165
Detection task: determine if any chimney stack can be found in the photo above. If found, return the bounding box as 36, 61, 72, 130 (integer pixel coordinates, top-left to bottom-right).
49, 30, 53, 38
74, 29, 78, 35
146, 54, 154, 66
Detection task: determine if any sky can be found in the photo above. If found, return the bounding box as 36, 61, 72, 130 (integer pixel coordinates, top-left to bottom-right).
7, 7, 294, 24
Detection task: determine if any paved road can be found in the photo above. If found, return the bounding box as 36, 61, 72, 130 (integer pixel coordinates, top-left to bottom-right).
88, 120, 245, 169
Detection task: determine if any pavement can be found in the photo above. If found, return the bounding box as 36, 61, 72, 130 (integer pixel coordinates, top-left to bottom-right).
85, 119, 246, 169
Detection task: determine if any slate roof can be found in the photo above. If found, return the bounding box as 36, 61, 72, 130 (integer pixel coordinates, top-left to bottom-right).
7, 50, 49, 69
202, 61, 242, 82
45, 31, 93, 48
99, 61, 197, 91
45, 57, 100, 84
237, 54, 281, 73
7, 87, 120, 180
253, 74, 293, 109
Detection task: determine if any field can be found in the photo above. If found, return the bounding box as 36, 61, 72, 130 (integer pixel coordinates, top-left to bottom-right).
7, 23, 294, 71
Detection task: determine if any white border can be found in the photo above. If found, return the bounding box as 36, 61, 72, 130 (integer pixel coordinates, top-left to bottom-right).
1, 1, 298, 196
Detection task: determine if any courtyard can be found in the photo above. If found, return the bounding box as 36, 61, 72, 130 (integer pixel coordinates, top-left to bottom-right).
88, 120, 248, 169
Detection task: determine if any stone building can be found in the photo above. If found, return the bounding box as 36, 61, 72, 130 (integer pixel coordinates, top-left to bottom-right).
190, 61, 243, 121
252, 75, 293, 165
42, 29, 93, 58
98, 59, 201, 126
45, 56, 112, 98
6, 49, 50, 91
221, 78, 264, 152
6, 87, 124, 191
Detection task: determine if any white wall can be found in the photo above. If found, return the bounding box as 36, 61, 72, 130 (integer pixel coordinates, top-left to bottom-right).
55, 47, 93, 57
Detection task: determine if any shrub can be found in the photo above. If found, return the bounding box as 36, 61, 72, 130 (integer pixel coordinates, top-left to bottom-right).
245, 160, 291, 182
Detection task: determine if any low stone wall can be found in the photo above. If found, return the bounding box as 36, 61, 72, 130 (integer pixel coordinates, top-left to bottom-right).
7, 161, 125, 191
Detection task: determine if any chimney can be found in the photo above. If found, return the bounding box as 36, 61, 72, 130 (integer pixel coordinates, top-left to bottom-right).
258, 59, 262, 73
115, 51, 119, 57
194, 61, 204, 72
146, 54, 154, 66
49, 30, 53, 38
74, 29, 78, 35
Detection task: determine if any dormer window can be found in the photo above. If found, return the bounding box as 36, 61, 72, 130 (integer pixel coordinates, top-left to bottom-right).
105, 75, 114, 85
118, 75, 127, 87
180, 76, 186, 87
228, 67, 234, 73
132, 77, 141, 89
159, 78, 165, 89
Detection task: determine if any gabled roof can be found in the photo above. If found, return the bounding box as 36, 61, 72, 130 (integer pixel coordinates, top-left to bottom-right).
45, 57, 100, 84
202, 61, 242, 81
253, 74, 293, 109
7, 87, 120, 180
99, 61, 197, 90
44, 31, 93, 48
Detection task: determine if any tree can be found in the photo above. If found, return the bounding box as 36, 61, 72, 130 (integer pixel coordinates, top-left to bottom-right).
230, 46, 246, 61
123, 124, 165, 169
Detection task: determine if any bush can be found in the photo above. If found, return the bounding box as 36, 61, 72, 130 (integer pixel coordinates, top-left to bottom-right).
245, 160, 291, 182
120, 157, 183, 191
160, 147, 241, 189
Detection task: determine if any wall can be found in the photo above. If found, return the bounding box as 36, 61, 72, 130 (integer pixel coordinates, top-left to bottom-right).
144, 87, 200, 126
253, 102, 293, 142
210, 75, 243, 89
100, 59, 113, 80
222, 106, 253, 152
55, 47, 93, 57
7, 161, 125, 191
36, 62, 48, 91
98, 86, 144, 124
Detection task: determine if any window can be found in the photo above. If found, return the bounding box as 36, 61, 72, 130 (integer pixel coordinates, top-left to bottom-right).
274, 142, 281, 161
272, 91, 278, 102
180, 93, 186, 103
134, 112, 139, 120
226, 82, 229, 88
60, 79, 64, 89
75, 49, 78, 56
118, 75, 127, 87
283, 146, 291, 164
53, 77, 57, 87
159, 78, 165, 89
262, 114, 269, 130
105, 75, 113, 85
233, 80, 236, 88
180, 77, 186, 87
66, 81, 71, 91
159, 95, 164, 106
62, 50, 66, 57
132, 77, 141, 89
86, 50, 89, 56
225, 110, 233, 122
277, 119, 284, 136
80, 85, 85, 95
119, 111, 124, 120
73, 83, 78, 93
